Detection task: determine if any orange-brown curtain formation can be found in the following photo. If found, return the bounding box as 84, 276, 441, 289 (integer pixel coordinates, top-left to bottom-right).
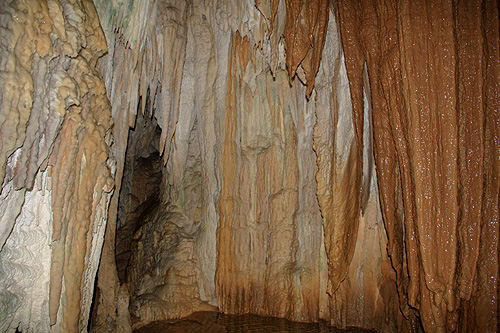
337, 0, 499, 331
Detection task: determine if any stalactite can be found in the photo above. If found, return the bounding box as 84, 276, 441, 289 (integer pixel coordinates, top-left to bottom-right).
94, 0, 395, 330
217, 31, 310, 319
467, 2, 500, 330
216, 31, 243, 315
455, 0, 483, 304
313, 1, 364, 301
284, 0, 329, 98
337, 0, 500, 331
337, 0, 416, 322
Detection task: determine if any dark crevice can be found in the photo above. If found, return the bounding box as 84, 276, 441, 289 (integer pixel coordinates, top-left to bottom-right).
115, 104, 163, 284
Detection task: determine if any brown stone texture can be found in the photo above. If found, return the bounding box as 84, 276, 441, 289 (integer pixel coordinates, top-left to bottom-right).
337, 0, 500, 331
284, 0, 329, 98
216, 31, 322, 321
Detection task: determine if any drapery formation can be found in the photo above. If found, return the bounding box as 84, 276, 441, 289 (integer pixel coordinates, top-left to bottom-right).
0, 0, 497, 332
337, 0, 499, 331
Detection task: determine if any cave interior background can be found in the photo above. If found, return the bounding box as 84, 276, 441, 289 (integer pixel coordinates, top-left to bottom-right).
0, 0, 498, 332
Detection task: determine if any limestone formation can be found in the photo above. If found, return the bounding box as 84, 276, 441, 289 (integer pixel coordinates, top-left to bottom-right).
0, 0, 114, 331
0, 0, 498, 332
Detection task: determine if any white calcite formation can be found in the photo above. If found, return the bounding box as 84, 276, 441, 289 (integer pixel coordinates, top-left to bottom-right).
0, 171, 52, 332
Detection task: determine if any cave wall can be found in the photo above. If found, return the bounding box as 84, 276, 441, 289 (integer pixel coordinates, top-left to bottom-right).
0, 0, 114, 331
90, 0, 399, 330
0, 0, 498, 332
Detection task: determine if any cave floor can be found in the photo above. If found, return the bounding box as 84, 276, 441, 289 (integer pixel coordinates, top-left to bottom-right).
133, 311, 376, 332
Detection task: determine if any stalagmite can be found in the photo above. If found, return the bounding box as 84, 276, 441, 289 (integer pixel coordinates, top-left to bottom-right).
0, 0, 498, 332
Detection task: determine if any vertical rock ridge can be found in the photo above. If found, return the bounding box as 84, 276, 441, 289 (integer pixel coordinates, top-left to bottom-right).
216, 30, 322, 321
314, 1, 364, 301
467, 2, 500, 330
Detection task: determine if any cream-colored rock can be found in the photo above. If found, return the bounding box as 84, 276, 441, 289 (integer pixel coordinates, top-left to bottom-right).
0, 151, 26, 250
0, 171, 52, 332
127, 201, 215, 328
0, 1, 114, 332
